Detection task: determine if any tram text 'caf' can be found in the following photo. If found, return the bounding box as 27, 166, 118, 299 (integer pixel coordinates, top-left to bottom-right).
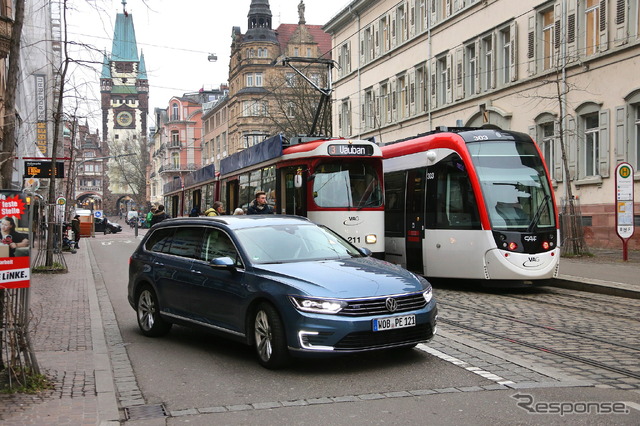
381, 127, 560, 283
165, 134, 385, 257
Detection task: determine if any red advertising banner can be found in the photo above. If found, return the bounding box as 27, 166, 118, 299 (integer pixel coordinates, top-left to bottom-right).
0, 192, 31, 289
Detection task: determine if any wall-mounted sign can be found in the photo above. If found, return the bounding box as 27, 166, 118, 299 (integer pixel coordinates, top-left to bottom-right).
23, 161, 64, 179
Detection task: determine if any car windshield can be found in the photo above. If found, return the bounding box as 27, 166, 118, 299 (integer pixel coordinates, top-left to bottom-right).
468, 140, 555, 231
235, 224, 362, 264
312, 161, 382, 208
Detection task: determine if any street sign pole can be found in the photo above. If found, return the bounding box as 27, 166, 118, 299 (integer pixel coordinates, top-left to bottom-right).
615, 163, 635, 261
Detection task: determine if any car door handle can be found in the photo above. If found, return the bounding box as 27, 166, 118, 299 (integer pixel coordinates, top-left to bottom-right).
153, 261, 164, 266
192, 270, 203, 275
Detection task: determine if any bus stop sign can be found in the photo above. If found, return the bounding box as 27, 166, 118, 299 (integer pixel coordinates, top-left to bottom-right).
615, 163, 634, 260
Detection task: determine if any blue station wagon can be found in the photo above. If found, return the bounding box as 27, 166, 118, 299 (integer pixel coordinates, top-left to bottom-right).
128, 215, 437, 368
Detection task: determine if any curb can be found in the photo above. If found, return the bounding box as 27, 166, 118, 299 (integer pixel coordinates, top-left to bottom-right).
85, 241, 121, 423
549, 274, 640, 299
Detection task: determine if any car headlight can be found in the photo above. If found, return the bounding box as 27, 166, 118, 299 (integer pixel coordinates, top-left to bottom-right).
290, 296, 347, 314
423, 287, 433, 304
365, 234, 377, 244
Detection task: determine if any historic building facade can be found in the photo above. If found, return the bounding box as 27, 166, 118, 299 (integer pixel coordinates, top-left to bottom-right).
226, 0, 332, 153
100, 4, 149, 212
325, 0, 640, 249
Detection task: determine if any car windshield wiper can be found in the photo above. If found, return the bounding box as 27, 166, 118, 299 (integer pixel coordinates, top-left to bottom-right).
527, 194, 550, 233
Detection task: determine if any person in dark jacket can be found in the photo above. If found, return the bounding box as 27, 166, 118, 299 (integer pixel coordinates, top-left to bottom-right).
150, 205, 169, 226
71, 215, 81, 249
247, 191, 274, 215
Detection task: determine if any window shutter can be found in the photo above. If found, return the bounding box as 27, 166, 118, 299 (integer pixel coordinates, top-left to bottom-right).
347, 42, 352, 73
374, 26, 380, 57
361, 94, 366, 128
430, 58, 437, 108
474, 40, 480, 94
614, 0, 627, 46
430, 0, 437, 26
454, 46, 464, 100
490, 32, 496, 89
567, 116, 577, 180
553, 120, 563, 182
446, 53, 453, 103
348, 100, 353, 136
410, 0, 416, 38
599, 0, 609, 52
510, 21, 518, 82
566, 0, 577, 60
360, 31, 365, 65
409, 71, 415, 115
615, 105, 628, 162
527, 14, 536, 76
598, 109, 610, 177
391, 10, 397, 48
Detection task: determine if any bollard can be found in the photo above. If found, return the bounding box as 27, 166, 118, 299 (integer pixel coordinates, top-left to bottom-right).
135, 217, 138, 237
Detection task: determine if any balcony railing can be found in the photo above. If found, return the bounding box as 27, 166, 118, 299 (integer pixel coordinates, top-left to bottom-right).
0, 15, 14, 59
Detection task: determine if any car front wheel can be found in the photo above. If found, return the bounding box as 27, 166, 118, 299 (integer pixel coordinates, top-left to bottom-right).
253, 303, 289, 369
136, 286, 172, 337
105, 227, 112, 234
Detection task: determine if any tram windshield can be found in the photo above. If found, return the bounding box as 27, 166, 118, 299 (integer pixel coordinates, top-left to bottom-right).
469, 140, 555, 231
312, 161, 382, 208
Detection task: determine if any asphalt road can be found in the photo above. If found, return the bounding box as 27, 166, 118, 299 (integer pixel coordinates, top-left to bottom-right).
87, 229, 640, 424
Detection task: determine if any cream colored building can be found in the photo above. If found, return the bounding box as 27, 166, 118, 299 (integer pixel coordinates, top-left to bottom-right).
325, 0, 640, 249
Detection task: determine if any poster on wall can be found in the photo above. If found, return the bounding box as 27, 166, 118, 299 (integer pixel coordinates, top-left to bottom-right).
0, 191, 31, 289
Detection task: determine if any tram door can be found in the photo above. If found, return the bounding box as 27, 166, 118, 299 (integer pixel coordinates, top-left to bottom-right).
405, 169, 426, 273
281, 167, 307, 216
226, 180, 239, 212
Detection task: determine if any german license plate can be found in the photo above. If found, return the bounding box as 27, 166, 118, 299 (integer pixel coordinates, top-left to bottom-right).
373, 314, 416, 331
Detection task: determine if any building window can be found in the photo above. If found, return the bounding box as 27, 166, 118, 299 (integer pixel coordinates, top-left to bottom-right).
585, 0, 601, 56
171, 103, 179, 121
583, 113, 600, 177
338, 42, 351, 77
255, 72, 263, 87
339, 100, 351, 136
171, 130, 180, 147
482, 35, 494, 91
246, 73, 254, 87
540, 122, 555, 175
635, 105, 640, 169
171, 152, 180, 169
397, 75, 408, 120
287, 102, 295, 118
542, 8, 555, 70
364, 89, 374, 130
416, 65, 427, 113
500, 25, 513, 84
465, 44, 477, 96
380, 82, 390, 125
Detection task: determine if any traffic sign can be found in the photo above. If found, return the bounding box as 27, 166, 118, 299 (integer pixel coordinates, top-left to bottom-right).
56, 196, 66, 206
94, 210, 103, 218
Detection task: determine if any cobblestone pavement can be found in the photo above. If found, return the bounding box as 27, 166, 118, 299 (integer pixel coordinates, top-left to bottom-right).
0, 243, 115, 425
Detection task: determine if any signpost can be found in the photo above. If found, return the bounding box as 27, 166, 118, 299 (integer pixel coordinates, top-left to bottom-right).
615, 163, 635, 261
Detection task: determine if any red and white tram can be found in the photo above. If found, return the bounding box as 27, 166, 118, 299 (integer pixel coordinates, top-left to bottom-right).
381, 127, 560, 283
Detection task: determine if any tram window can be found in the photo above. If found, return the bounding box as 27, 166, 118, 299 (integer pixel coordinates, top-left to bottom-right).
426, 155, 481, 230
312, 162, 382, 208
384, 171, 406, 237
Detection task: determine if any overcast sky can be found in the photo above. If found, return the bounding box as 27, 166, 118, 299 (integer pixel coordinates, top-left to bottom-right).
66, 0, 351, 131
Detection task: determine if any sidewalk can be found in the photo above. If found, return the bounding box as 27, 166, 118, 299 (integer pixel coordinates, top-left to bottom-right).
551, 247, 640, 299
0, 242, 119, 425
0, 242, 638, 424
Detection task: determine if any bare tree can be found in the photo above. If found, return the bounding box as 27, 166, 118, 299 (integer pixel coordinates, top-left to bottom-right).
262, 62, 332, 138
105, 135, 149, 201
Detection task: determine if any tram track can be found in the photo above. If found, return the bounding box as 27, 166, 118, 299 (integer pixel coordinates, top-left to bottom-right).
439, 316, 640, 381
438, 300, 640, 352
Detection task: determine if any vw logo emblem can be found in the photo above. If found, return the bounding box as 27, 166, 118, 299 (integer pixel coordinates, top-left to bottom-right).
385, 298, 398, 312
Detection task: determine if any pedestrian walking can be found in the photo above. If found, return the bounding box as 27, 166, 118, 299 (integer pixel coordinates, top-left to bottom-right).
150, 205, 169, 226
71, 215, 81, 249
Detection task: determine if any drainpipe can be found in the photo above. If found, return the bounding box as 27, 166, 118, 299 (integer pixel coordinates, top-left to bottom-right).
349, 5, 361, 139
427, 0, 432, 129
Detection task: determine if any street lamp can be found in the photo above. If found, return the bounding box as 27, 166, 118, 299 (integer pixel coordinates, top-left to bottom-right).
208, 53, 217, 62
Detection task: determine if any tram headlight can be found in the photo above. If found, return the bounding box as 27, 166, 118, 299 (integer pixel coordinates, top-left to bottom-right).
365, 234, 377, 244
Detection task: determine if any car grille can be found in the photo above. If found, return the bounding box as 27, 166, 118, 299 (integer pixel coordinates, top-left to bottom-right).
334, 324, 433, 350
339, 292, 427, 316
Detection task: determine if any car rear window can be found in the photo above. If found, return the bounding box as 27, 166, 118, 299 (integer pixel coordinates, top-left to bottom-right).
145, 228, 174, 253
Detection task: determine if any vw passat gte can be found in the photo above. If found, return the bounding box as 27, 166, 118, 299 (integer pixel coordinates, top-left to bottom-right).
128, 216, 437, 368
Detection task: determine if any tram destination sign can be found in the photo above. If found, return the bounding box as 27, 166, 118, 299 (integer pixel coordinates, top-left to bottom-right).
328, 144, 374, 156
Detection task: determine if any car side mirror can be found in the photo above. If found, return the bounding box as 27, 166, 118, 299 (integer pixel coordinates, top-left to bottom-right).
357, 247, 372, 257
210, 257, 236, 270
